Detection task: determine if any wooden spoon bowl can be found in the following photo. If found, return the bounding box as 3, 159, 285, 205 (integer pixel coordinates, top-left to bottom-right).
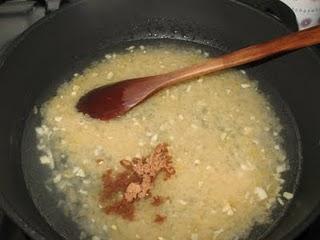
77, 26, 320, 121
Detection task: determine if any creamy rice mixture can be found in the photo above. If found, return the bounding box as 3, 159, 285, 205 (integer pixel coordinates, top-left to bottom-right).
35, 44, 293, 240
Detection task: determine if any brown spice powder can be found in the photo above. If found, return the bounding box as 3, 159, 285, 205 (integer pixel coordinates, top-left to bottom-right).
154, 214, 167, 224
151, 196, 166, 206
100, 143, 175, 221
104, 199, 135, 221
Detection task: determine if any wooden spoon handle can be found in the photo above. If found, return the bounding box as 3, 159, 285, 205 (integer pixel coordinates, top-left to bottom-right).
162, 26, 320, 86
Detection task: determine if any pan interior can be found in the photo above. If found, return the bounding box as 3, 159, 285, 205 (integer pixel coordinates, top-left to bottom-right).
21, 38, 301, 240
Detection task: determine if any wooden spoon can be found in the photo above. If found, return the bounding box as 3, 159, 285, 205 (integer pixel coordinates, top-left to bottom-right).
77, 26, 320, 120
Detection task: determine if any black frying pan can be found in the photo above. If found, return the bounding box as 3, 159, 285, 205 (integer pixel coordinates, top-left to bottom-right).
0, 0, 320, 239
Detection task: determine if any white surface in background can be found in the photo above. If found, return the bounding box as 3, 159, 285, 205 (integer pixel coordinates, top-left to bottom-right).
280, 0, 320, 29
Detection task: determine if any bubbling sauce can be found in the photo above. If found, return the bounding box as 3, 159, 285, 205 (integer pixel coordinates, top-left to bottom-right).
35, 44, 292, 240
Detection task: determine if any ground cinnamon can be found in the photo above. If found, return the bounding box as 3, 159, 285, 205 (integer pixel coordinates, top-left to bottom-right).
100, 143, 175, 221
154, 214, 167, 224
104, 199, 135, 221
151, 196, 166, 206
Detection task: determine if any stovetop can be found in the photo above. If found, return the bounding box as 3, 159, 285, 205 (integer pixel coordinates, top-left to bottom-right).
0, 0, 319, 239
